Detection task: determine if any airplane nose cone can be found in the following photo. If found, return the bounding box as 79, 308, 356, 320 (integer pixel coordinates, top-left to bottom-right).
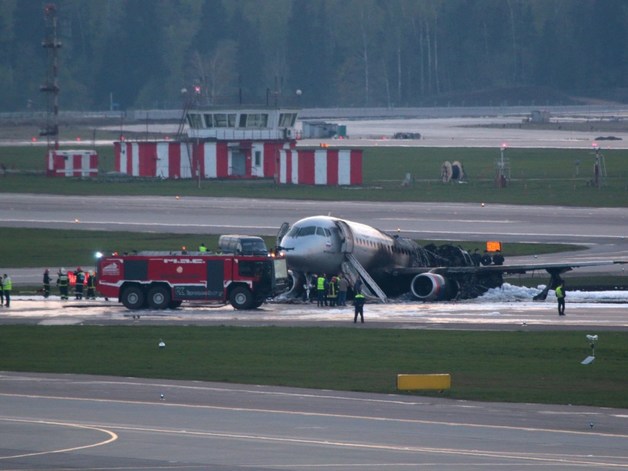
281, 236, 341, 275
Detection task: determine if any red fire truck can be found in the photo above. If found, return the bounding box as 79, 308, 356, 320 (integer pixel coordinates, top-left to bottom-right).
97, 250, 288, 311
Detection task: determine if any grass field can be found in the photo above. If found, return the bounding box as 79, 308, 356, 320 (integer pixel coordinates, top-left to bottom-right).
2, 145, 628, 207
1, 325, 626, 408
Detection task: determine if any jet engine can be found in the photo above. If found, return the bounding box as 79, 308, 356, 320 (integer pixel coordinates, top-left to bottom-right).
410, 272, 458, 301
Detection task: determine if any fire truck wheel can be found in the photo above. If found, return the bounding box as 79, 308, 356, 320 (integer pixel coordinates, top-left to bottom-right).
230, 286, 254, 310
147, 285, 171, 310
121, 285, 145, 310
251, 299, 265, 309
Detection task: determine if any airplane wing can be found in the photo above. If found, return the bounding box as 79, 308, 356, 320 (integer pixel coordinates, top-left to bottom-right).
446, 260, 626, 275
393, 260, 625, 276
390, 260, 626, 301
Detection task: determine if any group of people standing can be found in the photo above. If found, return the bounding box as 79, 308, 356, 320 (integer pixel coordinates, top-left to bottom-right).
303, 274, 366, 323
44, 268, 96, 300
312, 274, 350, 307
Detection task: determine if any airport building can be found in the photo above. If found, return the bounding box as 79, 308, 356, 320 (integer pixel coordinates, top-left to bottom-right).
113, 108, 362, 185
47, 149, 99, 177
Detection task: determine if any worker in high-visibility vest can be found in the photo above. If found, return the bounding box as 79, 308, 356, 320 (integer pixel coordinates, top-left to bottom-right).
2, 274, 12, 307
555, 281, 566, 316
199, 243, 207, 252
353, 292, 365, 323
317, 274, 327, 307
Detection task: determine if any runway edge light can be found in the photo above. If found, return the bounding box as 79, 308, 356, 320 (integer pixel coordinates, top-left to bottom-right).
397, 374, 451, 391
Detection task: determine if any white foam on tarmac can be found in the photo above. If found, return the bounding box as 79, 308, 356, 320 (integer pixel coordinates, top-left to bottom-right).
3, 284, 627, 326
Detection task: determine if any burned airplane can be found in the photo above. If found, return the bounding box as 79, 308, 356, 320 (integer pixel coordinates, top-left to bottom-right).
277, 215, 623, 302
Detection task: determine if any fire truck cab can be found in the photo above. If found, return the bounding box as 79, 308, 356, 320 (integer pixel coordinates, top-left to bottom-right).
97, 250, 288, 311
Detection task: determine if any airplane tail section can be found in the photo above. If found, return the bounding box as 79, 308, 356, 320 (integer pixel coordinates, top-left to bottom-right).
343, 254, 388, 303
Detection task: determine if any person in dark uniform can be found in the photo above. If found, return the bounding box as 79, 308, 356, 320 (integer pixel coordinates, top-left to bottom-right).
2, 274, 11, 307
57, 268, 69, 300
492, 251, 505, 265
86, 271, 97, 299
328, 276, 338, 307
555, 281, 566, 316
471, 249, 482, 266
353, 292, 365, 323
43, 269, 51, 298
74, 267, 85, 300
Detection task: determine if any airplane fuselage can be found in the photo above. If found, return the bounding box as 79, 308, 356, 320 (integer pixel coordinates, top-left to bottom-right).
278, 215, 493, 301
278, 215, 623, 302
279, 215, 412, 277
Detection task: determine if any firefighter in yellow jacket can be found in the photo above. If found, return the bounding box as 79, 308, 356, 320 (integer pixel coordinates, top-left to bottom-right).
2, 274, 12, 307
555, 281, 566, 316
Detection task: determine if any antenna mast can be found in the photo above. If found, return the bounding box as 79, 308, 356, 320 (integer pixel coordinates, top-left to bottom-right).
41, 3, 62, 150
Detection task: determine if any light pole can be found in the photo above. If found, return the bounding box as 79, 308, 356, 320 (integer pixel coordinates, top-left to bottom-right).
496, 142, 508, 188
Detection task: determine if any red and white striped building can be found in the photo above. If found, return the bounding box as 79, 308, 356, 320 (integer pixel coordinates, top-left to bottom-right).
115, 140, 289, 179
113, 108, 363, 185
278, 147, 362, 185
47, 149, 98, 177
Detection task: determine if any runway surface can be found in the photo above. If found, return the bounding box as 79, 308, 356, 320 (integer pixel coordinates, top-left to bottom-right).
2, 194, 627, 244
2, 371, 628, 470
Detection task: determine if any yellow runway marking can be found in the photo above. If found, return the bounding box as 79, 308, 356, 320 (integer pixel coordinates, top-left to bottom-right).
0, 418, 118, 460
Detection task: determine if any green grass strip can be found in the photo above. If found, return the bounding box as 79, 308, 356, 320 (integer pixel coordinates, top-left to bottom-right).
1, 325, 626, 408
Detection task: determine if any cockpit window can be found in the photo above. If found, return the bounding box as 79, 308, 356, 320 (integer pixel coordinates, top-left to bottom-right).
287, 224, 331, 238
298, 226, 316, 237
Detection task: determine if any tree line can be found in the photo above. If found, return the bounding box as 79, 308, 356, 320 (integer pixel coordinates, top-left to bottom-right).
1, 0, 626, 112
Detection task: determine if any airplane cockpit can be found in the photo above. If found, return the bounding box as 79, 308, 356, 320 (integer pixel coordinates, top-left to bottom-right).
285, 225, 333, 239
279, 216, 344, 275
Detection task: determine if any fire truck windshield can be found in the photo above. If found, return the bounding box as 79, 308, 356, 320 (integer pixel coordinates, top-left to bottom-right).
240, 239, 268, 255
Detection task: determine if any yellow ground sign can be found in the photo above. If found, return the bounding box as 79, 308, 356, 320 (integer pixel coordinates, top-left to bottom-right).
397, 374, 451, 391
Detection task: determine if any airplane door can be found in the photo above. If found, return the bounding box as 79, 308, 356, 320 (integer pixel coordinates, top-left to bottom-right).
335, 220, 354, 254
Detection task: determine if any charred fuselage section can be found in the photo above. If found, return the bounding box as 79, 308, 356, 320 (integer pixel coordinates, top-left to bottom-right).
279, 216, 506, 302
